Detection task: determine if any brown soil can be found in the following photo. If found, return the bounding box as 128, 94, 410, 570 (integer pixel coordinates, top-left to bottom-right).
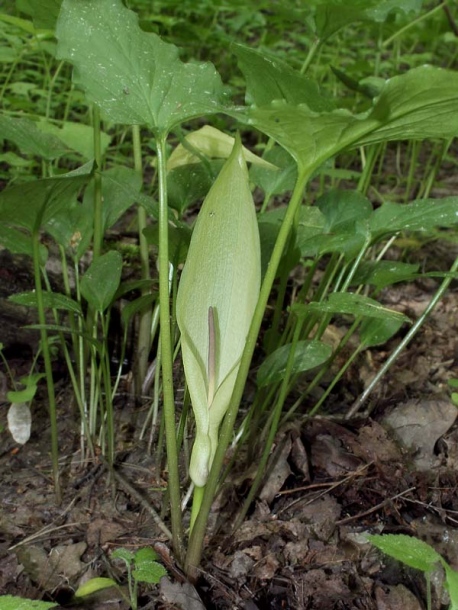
1, 246, 458, 610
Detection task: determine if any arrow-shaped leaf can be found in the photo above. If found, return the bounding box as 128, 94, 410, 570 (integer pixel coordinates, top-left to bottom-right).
56, 0, 227, 133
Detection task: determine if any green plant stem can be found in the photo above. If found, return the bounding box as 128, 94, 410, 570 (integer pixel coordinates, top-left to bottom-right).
100, 315, 114, 466
45, 60, 65, 123
300, 37, 321, 74
347, 254, 458, 418
156, 134, 184, 563
92, 105, 103, 260
32, 230, 61, 503
185, 168, 310, 577
190, 484, 204, 532
382, 2, 447, 48
234, 317, 304, 530
310, 345, 362, 416
132, 124, 153, 394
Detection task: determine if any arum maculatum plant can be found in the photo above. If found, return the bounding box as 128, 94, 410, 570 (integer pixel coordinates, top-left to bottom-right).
176, 136, 261, 527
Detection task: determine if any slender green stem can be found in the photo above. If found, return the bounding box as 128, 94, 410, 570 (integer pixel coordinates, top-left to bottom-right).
310, 346, 362, 416
234, 317, 304, 530
190, 485, 204, 532
347, 254, 458, 418
132, 124, 153, 393
300, 37, 321, 74
382, 2, 447, 48
92, 105, 103, 260
32, 230, 61, 503
185, 168, 310, 577
100, 314, 114, 466
156, 134, 184, 562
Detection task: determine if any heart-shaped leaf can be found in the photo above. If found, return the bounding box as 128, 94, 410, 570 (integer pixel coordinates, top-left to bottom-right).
242, 66, 458, 173
56, 0, 227, 133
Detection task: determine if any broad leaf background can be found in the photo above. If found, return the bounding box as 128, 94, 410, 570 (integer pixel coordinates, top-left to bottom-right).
56, 0, 227, 133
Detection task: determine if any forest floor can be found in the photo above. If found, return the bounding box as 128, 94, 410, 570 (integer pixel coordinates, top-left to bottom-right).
1, 226, 458, 610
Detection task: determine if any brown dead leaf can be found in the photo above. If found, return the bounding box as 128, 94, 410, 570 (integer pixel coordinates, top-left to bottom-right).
252, 552, 279, 581
86, 517, 126, 546
284, 494, 341, 541
384, 399, 457, 470
310, 434, 363, 477
229, 550, 255, 579
375, 584, 422, 610
259, 437, 292, 503
160, 576, 206, 610
355, 420, 402, 463
290, 435, 311, 480
16, 541, 86, 591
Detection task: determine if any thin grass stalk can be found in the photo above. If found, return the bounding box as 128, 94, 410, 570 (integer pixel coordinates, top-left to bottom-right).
404, 140, 420, 202
419, 138, 452, 200
347, 254, 458, 418
357, 144, 382, 195
156, 134, 184, 562
300, 37, 321, 74
185, 168, 311, 577
382, 2, 447, 48
92, 105, 103, 260
32, 229, 61, 503
100, 314, 114, 466
234, 317, 304, 530
132, 124, 153, 393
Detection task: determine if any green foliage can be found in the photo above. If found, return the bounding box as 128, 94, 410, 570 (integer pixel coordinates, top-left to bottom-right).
75, 547, 167, 610
240, 66, 458, 173
55, 0, 227, 133
0, 596, 57, 610
368, 534, 458, 610
1, 0, 458, 585
80, 251, 123, 313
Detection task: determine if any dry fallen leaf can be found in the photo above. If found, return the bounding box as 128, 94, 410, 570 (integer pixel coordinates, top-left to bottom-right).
383, 399, 457, 471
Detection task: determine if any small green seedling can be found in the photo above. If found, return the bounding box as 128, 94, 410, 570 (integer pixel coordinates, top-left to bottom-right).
0, 595, 57, 610
368, 534, 458, 610
74, 547, 167, 610
448, 379, 458, 408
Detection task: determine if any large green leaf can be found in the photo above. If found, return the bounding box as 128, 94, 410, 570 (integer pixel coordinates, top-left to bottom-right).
257, 340, 332, 387
9, 291, 82, 315
316, 190, 373, 232
298, 220, 370, 260
0, 162, 93, 232
16, 0, 62, 30
0, 594, 57, 609
370, 197, 458, 237
80, 251, 123, 312
312, 0, 423, 40
352, 261, 420, 289
250, 146, 297, 200
234, 43, 333, 110
0, 224, 47, 260
359, 317, 404, 348
55, 0, 227, 133
0, 115, 68, 160
37, 120, 111, 160
368, 534, 441, 573
305, 293, 410, 322
83, 167, 143, 232
243, 66, 458, 173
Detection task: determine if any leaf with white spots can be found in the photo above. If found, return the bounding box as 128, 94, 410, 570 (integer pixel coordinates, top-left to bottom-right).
56, 0, 227, 133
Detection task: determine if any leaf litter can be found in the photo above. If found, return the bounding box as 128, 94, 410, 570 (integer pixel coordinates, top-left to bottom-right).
1, 247, 458, 609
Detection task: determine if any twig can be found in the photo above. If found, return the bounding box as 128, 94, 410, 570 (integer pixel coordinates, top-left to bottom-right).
336, 486, 416, 525
101, 457, 172, 540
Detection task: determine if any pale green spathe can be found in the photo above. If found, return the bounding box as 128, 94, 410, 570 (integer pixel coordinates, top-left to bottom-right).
176, 137, 261, 487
